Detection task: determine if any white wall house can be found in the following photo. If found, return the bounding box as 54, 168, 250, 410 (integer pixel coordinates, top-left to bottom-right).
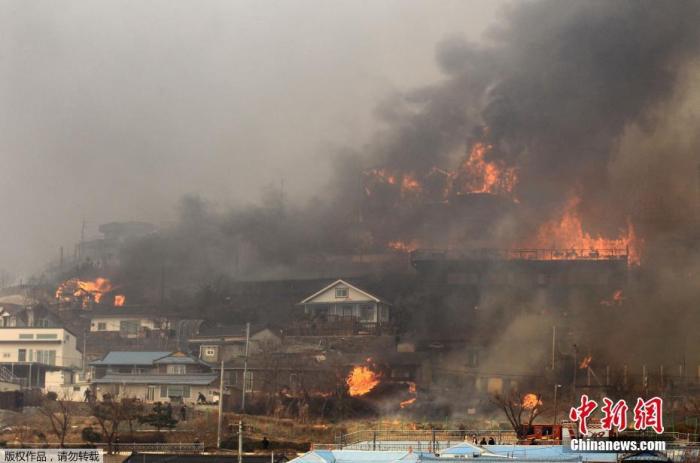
90, 312, 170, 338
0, 328, 82, 368
298, 279, 391, 326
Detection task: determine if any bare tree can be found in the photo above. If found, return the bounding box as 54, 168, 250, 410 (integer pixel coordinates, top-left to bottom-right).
491, 390, 544, 440
89, 394, 123, 454
38, 391, 73, 447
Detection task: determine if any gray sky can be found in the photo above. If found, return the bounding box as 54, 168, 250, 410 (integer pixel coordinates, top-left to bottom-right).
0, 0, 506, 275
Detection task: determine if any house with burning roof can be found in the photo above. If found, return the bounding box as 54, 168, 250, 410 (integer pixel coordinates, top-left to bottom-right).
90, 351, 218, 404
296, 280, 391, 335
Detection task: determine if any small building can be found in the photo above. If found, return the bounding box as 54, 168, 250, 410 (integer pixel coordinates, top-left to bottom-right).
296, 280, 391, 334
189, 324, 281, 364
0, 305, 83, 389
90, 351, 218, 404
90, 307, 172, 338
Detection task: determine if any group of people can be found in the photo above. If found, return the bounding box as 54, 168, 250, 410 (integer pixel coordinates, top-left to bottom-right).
476, 436, 497, 446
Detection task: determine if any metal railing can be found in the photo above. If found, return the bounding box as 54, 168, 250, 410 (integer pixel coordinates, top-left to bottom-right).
330, 429, 518, 452
411, 248, 628, 262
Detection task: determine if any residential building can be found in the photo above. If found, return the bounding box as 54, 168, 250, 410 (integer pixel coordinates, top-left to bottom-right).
296, 279, 391, 334
90, 307, 172, 338
189, 324, 281, 364
90, 351, 218, 404
0, 325, 83, 388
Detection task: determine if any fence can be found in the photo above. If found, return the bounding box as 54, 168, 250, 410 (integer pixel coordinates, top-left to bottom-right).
326, 429, 518, 452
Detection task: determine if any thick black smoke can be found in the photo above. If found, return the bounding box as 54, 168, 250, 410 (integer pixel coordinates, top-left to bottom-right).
119, 0, 700, 293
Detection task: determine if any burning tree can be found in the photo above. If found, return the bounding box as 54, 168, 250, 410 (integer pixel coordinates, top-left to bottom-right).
491, 391, 544, 440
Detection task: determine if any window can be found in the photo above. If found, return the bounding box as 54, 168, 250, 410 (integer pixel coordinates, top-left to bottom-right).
202, 346, 217, 358
359, 304, 374, 322
97, 323, 106, 331
341, 304, 354, 317
36, 334, 57, 340
119, 320, 140, 335
34, 319, 49, 328
335, 287, 348, 298
244, 371, 254, 393
167, 364, 187, 375
161, 385, 190, 398
146, 386, 156, 401
19, 334, 33, 339
36, 350, 56, 365
17, 349, 25, 362
73, 386, 81, 392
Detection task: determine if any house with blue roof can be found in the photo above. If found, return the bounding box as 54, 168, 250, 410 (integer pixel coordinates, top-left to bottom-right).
90, 350, 218, 404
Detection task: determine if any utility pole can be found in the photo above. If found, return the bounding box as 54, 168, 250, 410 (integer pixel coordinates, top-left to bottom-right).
553, 384, 561, 425
238, 421, 243, 463
572, 344, 578, 401
241, 322, 250, 412
217, 358, 225, 448
551, 326, 556, 370
82, 329, 87, 376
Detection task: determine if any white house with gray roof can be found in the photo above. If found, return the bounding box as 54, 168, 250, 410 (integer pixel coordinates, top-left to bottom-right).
297, 280, 391, 331
90, 351, 218, 404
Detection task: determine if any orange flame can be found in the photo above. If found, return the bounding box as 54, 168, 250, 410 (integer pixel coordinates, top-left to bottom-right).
400, 381, 417, 408
579, 355, 592, 369
346, 365, 380, 396
114, 294, 126, 307
400, 397, 417, 408
524, 196, 641, 265
452, 142, 517, 196
522, 393, 542, 410
55, 277, 115, 304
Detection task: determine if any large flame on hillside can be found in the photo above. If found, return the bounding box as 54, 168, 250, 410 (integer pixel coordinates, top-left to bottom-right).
522, 393, 542, 410
55, 277, 116, 305
347, 365, 380, 396
523, 196, 641, 265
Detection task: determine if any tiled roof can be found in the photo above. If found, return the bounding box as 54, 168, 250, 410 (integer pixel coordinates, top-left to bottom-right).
91, 351, 171, 366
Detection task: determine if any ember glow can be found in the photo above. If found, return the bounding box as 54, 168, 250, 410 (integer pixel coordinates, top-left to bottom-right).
387, 240, 420, 253
346, 365, 380, 396
579, 355, 593, 369
601, 290, 624, 307
522, 393, 542, 410
55, 277, 115, 304
114, 294, 126, 307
